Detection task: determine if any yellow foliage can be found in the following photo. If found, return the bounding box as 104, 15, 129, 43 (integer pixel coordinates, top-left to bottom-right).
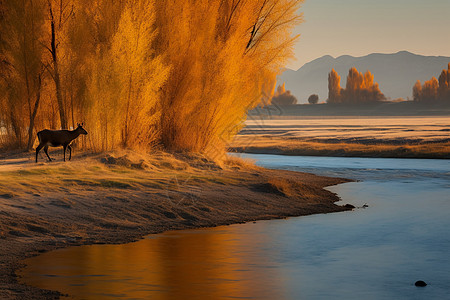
154, 0, 303, 156
328, 69, 341, 103
422, 77, 439, 101
328, 67, 385, 104
413, 63, 450, 102
0, 0, 46, 149
1, 0, 303, 156
86, 0, 170, 150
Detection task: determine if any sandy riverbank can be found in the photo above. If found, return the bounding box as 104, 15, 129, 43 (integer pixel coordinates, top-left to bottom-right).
0, 150, 351, 299
230, 136, 450, 158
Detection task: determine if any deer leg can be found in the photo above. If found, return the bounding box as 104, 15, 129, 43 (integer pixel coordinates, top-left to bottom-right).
67, 145, 72, 161
35, 144, 44, 163
63, 145, 67, 162
44, 146, 52, 162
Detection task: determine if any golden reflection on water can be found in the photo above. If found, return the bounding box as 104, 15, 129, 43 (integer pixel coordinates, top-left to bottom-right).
19, 224, 286, 299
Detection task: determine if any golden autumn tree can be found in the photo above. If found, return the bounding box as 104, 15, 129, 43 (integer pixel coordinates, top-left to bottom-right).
413, 80, 422, 102
271, 82, 297, 105
79, 0, 169, 151
64, 0, 127, 147
45, 0, 75, 130
1, 0, 303, 155
110, 0, 170, 148
343, 68, 384, 103
0, 0, 45, 149
59, 1, 91, 131
276, 83, 287, 96
327, 69, 342, 103
438, 63, 450, 101
344, 67, 363, 102
328, 67, 385, 104
154, 0, 303, 155
413, 63, 450, 103
421, 77, 439, 102
260, 78, 277, 106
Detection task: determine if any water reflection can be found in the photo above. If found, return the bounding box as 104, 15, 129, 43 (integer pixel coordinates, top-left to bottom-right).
19, 224, 286, 299
19, 155, 450, 299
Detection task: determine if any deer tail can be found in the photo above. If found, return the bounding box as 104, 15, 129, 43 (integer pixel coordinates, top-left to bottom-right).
36, 131, 44, 146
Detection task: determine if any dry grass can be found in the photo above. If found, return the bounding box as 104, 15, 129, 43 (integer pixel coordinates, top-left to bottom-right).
0, 150, 248, 200
231, 136, 450, 158
266, 178, 295, 197
222, 155, 257, 170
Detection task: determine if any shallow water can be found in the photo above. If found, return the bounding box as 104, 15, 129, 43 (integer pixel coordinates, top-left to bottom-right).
242, 117, 450, 141
19, 155, 450, 299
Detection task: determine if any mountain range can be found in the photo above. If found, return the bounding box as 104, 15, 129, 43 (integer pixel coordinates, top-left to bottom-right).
278, 51, 450, 104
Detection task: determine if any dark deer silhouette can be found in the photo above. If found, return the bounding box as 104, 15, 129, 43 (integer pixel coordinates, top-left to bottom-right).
36, 123, 88, 163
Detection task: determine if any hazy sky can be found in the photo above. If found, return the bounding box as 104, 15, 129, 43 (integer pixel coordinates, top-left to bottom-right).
289, 0, 450, 70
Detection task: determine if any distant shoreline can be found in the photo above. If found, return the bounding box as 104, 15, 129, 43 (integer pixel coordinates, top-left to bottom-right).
249, 101, 450, 117
231, 137, 450, 159
231, 115, 450, 159
230, 145, 450, 160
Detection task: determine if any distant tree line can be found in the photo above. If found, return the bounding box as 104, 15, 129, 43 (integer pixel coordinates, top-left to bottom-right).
271, 83, 297, 105
413, 63, 450, 102
328, 67, 385, 104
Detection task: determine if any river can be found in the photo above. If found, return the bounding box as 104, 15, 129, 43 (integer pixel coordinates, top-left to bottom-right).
18, 155, 450, 299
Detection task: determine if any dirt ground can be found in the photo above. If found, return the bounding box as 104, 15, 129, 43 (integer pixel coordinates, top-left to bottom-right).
0, 150, 351, 299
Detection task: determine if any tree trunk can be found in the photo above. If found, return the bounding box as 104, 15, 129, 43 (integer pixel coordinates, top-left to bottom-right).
70, 75, 75, 129
27, 75, 42, 151
49, 4, 67, 129
122, 73, 133, 148
10, 109, 22, 145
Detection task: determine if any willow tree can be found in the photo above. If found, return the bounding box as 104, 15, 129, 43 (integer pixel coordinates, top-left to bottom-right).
0, 0, 45, 149
61, 0, 127, 131
110, 0, 169, 148
344, 68, 384, 103
413, 80, 422, 102
421, 77, 439, 102
81, 0, 169, 150
154, 0, 303, 155
45, 0, 75, 129
413, 63, 450, 102
328, 69, 341, 103
438, 63, 450, 101
1, 0, 304, 154
328, 68, 385, 104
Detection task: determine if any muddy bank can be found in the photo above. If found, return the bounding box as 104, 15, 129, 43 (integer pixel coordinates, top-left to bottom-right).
0, 151, 352, 299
